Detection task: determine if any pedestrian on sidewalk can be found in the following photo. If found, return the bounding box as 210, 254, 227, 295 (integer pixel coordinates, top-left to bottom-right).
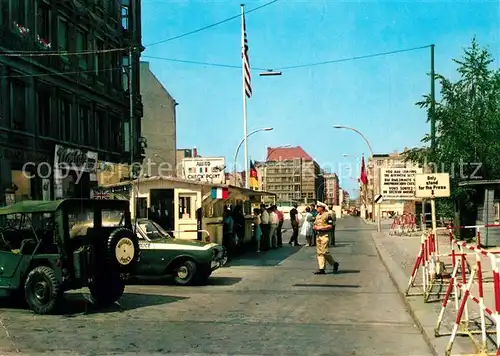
313, 201, 339, 275
260, 204, 270, 251
299, 206, 314, 246
310, 204, 318, 246
327, 205, 336, 246
222, 207, 235, 261
269, 206, 279, 249
276, 206, 284, 247
253, 208, 262, 252
289, 203, 300, 246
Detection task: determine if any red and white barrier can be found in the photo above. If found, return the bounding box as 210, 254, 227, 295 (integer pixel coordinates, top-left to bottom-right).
404, 229, 458, 302
389, 213, 417, 236
434, 231, 500, 355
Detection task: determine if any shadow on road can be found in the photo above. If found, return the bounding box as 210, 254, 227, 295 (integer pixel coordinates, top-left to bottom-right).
128, 276, 242, 286
61, 292, 187, 316
334, 269, 360, 274
227, 245, 303, 267
293, 283, 360, 288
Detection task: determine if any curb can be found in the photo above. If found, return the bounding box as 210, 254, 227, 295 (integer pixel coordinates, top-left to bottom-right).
370, 231, 470, 356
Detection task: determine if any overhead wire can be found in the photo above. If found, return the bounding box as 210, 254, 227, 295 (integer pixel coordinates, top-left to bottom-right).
144, 0, 279, 47
0, 47, 127, 57
143, 45, 431, 73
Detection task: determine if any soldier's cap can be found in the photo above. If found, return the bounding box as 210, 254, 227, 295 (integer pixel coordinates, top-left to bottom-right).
316, 201, 328, 209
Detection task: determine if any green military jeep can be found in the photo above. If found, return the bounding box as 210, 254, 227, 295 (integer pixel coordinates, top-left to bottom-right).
0, 199, 139, 314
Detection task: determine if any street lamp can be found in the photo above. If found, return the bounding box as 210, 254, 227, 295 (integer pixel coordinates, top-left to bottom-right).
233, 127, 273, 187
333, 125, 379, 231
259, 70, 282, 76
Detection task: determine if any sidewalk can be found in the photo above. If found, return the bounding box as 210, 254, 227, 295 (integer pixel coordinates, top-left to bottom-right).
371, 230, 478, 355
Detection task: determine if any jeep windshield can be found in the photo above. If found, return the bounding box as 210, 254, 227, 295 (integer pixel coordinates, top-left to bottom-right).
137, 220, 172, 241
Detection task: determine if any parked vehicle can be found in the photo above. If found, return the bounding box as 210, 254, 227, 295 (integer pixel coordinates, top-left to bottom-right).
0, 199, 139, 314
133, 219, 227, 285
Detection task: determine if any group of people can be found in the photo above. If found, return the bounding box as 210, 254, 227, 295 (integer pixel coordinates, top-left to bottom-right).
253, 204, 284, 252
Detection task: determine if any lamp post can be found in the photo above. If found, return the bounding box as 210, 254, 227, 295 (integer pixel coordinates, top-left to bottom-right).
233, 127, 273, 187
333, 125, 380, 232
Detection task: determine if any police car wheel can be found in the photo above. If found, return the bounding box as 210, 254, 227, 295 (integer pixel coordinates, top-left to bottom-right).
173, 260, 197, 286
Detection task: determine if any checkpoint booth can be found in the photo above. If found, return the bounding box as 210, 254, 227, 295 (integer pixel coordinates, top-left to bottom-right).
93, 176, 276, 244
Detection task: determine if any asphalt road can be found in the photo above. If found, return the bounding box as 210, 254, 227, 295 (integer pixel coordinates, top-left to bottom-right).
0, 216, 433, 355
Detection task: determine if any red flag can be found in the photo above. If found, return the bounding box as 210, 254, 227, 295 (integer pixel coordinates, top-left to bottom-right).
360, 157, 368, 185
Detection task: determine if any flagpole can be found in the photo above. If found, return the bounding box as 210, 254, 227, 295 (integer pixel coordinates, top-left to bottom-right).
241, 3, 249, 189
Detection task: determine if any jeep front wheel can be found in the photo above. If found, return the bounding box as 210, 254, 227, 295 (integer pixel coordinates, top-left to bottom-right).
24, 266, 61, 315
89, 274, 125, 308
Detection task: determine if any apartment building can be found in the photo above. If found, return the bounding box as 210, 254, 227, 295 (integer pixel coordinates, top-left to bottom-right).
140, 62, 177, 177
0, 0, 143, 204
323, 173, 339, 206
176, 147, 198, 177
258, 146, 323, 204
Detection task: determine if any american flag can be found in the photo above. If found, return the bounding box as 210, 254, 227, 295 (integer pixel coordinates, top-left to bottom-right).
242, 11, 252, 98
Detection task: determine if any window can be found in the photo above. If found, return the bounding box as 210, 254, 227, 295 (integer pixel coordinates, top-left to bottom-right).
12, 0, 26, 26
79, 104, 89, 145
97, 110, 108, 149
95, 39, 104, 76
58, 97, 71, 141
110, 115, 123, 152
179, 197, 192, 219
37, 2, 50, 40
58, 17, 68, 51
121, 0, 129, 30
10, 80, 26, 130
36, 86, 51, 136
88, 109, 97, 147
122, 54, 129, 91
75, 29, 87, 69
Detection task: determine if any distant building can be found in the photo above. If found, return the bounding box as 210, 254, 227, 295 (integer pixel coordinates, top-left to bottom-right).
323, 173, 339, 206
140, 62, 177, 177
176, 148, 198, 177
256, 146, 323, 204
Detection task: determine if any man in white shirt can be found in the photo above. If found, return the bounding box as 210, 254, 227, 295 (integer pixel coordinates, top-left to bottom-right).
260, 204, 270, 250
269, 205, 279, 249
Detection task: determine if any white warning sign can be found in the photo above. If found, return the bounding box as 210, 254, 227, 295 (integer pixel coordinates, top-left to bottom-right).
415, 173, 450, 198
380, 168, 422, 200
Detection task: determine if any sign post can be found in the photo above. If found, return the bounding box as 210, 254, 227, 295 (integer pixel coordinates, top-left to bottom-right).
380, 168, 422, 200
415, 173, 451, 259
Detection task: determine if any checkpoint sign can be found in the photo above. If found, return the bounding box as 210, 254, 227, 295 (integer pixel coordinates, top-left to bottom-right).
380, 168, 422, 200
415, 173, 451, 198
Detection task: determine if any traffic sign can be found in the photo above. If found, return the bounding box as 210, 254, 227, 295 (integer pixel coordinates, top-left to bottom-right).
374, 194, 383, 203
380, 168, 423, 200
415, 173, 450, 198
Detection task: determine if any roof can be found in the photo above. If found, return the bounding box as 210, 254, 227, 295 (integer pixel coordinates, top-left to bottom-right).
266, 146, 313, 161
99, 176, 227, 189
0, 200, 65, 214
0, 199, 130, 215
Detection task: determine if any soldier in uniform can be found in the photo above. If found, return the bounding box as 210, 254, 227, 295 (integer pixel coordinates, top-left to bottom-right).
313, 201, 339, 275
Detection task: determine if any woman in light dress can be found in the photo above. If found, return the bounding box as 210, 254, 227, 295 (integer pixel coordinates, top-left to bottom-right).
300, 206, 314, 246
253, 208, 262, 252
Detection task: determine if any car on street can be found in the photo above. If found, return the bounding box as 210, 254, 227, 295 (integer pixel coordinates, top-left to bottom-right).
133, 219, 227, 285
0, 199, 140, 314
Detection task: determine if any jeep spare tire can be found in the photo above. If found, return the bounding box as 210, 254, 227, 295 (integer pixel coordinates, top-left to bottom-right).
107, 228, 139, 268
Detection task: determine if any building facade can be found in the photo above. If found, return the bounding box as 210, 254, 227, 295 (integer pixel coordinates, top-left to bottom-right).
140, 62, 177, 178
258, 146, 322, 204
323, 173, 339, 206
0, 0, 143, 205
176, 148, 198, 177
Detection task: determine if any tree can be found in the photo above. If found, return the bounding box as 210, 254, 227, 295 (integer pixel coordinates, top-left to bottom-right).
405, 39, 500, 226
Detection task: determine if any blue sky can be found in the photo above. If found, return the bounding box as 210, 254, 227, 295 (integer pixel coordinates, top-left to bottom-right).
141, 0, 499, 195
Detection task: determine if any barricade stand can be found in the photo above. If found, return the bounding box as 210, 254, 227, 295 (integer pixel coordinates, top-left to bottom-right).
405, 228, 463, 303
434, 237, 500, 356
